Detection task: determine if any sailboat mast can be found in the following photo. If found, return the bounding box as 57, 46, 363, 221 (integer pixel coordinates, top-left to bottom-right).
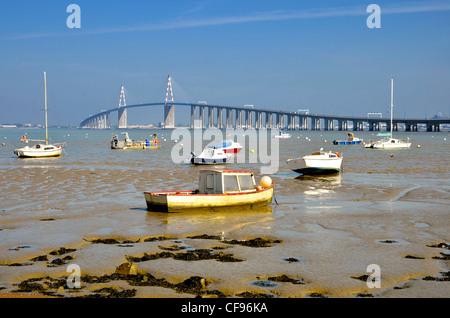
44, 71, 48, 145
390, 77, 394, 137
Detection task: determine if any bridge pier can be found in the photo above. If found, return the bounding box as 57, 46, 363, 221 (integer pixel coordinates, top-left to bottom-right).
118, 107, 127, 129
164, 104, 175, 128
427, 123, 440, 132
190, 106, 196, 129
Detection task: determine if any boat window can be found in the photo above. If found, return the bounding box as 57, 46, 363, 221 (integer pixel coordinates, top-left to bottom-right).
44, 147, 53, 150
329, 154, 336, 158
206, 174, 214, 189
239, 175, 254, 191
224, 175, 240, 192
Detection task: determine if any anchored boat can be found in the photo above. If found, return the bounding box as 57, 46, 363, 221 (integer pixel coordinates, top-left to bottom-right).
333, 133, 363, 145
144, 169, 274, 212
274, 131, 291, 139
365, 78, 411, 149
111, 133, 160, 150
190, 147, 231, 165
287, 149, 343, 175
14, 72, 65, 158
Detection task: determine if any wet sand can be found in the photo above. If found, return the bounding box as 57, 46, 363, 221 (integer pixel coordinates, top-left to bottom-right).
0, 130, 449, 298
1, 166, 449, 298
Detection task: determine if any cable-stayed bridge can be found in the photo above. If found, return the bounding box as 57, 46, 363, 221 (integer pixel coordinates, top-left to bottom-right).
80, 75, 448, 132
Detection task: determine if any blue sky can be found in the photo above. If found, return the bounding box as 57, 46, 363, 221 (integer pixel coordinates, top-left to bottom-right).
1, 0, 449, 126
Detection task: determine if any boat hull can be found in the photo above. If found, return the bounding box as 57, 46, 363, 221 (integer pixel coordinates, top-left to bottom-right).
287, 157, 342, 175
333, 140, 362, 145
274, 135, 291, 139
14, 147, 62, 158
372, 142, 411, 149
144, 186, 274, 212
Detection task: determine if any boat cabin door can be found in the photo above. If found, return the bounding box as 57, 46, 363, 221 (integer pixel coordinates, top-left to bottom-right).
199, 170, 222, 194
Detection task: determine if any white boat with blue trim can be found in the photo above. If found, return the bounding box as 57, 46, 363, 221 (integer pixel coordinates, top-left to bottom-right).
287, 149, 343, 175
190, 147, 231, 165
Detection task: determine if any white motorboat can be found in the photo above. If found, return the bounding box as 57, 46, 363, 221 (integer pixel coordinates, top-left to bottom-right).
287, 149, 343, 175
368, 137, 411, 149
274, 131, 291, 139
190, 147, 232, 165
365, 78, 411, 149
208, 139, 243, 154
14, 72, 65, 158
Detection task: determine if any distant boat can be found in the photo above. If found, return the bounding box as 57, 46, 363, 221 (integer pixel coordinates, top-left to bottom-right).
208, 139, 243, 154
14, 72, 65, 158
144, 169, 274, 212
365, 78, 411, 149
274, 131, 291, 139
286, 148, 343, 175
333, 133, 363, 145
111, 132, 160, 149
190, 147, 231, 165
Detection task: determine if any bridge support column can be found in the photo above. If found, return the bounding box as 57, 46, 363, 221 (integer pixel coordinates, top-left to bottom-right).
238, 110, 243, 128
226, 109, 232, 129
300, 117, 307, 130
258, 112, 263, 129
191, 106, 198, 129
118, 107, 127, 129
201, 106, 205, 128
164, 104, 175, 128
208, 107, 214, 128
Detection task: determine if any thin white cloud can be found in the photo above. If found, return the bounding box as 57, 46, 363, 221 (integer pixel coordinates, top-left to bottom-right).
5, 1, 450, 40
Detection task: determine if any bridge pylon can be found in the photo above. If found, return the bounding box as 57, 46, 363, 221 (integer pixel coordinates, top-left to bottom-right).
164, 75, 175, 128
118, 84, 127, 128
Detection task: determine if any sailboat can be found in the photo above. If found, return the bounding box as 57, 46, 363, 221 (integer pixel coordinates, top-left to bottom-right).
14, 72, 64, 158
365, 77, 411, 149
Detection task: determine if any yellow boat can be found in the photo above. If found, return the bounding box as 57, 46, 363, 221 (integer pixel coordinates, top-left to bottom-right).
144, 169, 274, 212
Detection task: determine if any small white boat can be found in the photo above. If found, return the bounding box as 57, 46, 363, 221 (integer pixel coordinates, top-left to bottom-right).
208, 139, 243, 154
190, 147, 232, 165
366, 137, 411, 149
287, 149, 343, 175
14, 72, 64, 158
144, 169, 274, 212
14, 144, 62, 158
274, 131, 291, 139
365, 78, 411, 150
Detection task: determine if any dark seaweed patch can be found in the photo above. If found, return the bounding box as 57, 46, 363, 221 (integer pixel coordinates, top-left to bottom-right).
268, 274, 305, 285
422, 271, 450, 281
126, 248, 243, 263
224, 238, 282, 248
49, 247, 76, 256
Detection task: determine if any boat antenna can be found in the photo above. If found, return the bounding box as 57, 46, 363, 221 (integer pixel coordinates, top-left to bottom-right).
390, 77, 393, 138
44, 71, 48, 145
